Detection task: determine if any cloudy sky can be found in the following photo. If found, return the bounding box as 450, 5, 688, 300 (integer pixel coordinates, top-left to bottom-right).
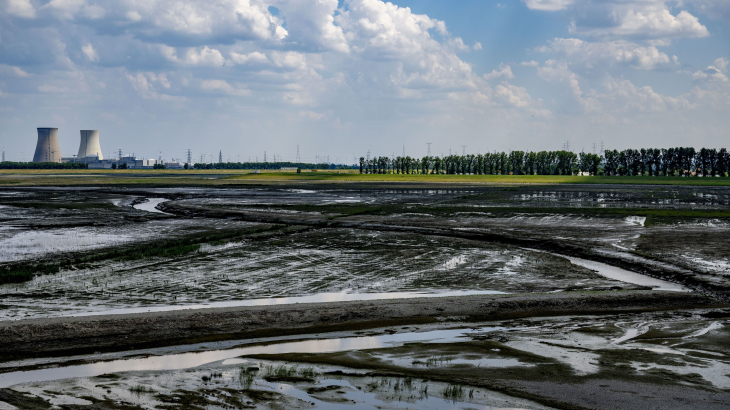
1, 0, 728, 163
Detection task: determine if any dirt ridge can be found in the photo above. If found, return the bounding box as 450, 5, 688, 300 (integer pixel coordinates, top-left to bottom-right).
0, 291, 722, 363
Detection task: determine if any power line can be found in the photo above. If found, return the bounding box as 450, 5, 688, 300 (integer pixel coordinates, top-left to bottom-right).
296, 145, 300, 163
426, 142, 432, 157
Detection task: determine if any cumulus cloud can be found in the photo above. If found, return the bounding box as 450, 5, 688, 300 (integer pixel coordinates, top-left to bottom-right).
35, 1, 288, 46
571, 4, 709, 40
6, 0, 35, 18
538, 60, 588, 104
598, 76, 690, 112
525, 1, 709, 41
278, 0, 349, 53
484, 64, 514, 81
0, 64, 30, 77
81, 43, 98, 62
127, 71, 184, 101
337, 0, 476, 91
522, 0, 574, 11
44, 0, 105, 20
692, 58, 729, 83
229, 51, 270, 67
541, 38, 675, 71
200, 79, 250, 96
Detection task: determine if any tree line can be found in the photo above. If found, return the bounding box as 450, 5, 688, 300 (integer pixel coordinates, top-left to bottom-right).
0, 162, 89, 169
359, 147, 730, 176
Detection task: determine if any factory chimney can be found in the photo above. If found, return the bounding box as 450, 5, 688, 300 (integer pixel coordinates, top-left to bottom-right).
77, 130, 103, 160
33, 128, 62, 163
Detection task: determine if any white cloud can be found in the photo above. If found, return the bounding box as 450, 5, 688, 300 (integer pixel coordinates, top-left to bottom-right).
126, 72, 184, 101
484, 64, 514, 81
522, 0, 574, 11
229, 51, 270, 66
473, 42, 482, 51
692, 58, 729, 83
542, 38, 675, 71
278, 0, 349, 53
45, 0, 104, 20
6, 0, 35, 18
0, 64, 30, 77
597, 76, 690, 113
270, 51, 307, 70
572, 5, 709, 40
714, 57, 729, 72
126, 10, 141, 22
337, 0, 476, 91
82, 43, 98, 62
525, 1, 709, 41
185, 46, 225, 66
520, 60, 539, 67
200, 79, 250, 96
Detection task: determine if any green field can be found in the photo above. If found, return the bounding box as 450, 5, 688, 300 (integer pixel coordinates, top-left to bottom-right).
1, 169, 730, 186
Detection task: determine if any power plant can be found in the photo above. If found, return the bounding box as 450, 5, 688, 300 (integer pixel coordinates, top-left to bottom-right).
77, 130, 103, 160
32, 128, 62, 163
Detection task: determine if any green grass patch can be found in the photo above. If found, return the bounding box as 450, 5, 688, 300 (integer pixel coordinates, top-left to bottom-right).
3, 169, 730, 186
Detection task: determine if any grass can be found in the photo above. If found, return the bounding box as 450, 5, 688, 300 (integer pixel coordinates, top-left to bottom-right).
260, 363, 319, 379
443, 384, 464, 400
0, 224, 285, 284
2, 169, 730, 186
239, 367, 258, 390
129, 385, 154, 394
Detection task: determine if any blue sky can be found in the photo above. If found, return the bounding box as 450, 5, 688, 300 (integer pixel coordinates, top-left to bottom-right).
0, 0, 728, 163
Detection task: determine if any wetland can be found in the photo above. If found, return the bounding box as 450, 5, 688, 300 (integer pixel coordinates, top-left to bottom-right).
1, 178, 729, 409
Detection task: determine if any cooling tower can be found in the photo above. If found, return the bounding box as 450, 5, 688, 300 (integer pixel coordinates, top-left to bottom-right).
32, 128, 62, 163
77, 130, 103, 160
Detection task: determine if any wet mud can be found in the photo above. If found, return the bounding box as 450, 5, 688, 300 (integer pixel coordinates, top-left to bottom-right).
1, 184, 729, 409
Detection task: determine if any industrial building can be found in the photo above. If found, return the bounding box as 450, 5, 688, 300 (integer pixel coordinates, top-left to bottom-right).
32, 128, 62, 163
77, 130, 103, 160
34, 127, 184, 169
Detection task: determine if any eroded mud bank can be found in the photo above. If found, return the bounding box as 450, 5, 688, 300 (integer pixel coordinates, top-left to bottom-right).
0, 291, 721, 362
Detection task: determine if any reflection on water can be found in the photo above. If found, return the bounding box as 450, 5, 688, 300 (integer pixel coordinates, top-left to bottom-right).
133, 198, 170, 214
564, 255, 687, 292
69, 290, 508, 317
0, 326, 503, 388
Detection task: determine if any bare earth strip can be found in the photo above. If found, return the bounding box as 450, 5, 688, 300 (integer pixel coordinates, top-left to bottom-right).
0, 291, 723, 362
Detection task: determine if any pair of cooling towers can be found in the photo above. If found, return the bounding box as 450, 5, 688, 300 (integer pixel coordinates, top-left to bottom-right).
33, 128, 103, 163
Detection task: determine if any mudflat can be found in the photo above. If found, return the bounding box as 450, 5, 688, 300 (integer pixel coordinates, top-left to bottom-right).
0, 291, 721, 361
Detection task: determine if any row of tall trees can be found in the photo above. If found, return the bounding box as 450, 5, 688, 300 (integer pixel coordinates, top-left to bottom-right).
359, 147, 729, 176
603, 148, 729, 176
360, 151, 583, 175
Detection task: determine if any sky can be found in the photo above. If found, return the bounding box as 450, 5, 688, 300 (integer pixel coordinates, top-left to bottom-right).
0, 0, 729, 163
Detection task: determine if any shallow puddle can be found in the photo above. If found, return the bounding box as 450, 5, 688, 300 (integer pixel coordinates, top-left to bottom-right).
0, 326, 504, 388
133, 198, 170, 214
